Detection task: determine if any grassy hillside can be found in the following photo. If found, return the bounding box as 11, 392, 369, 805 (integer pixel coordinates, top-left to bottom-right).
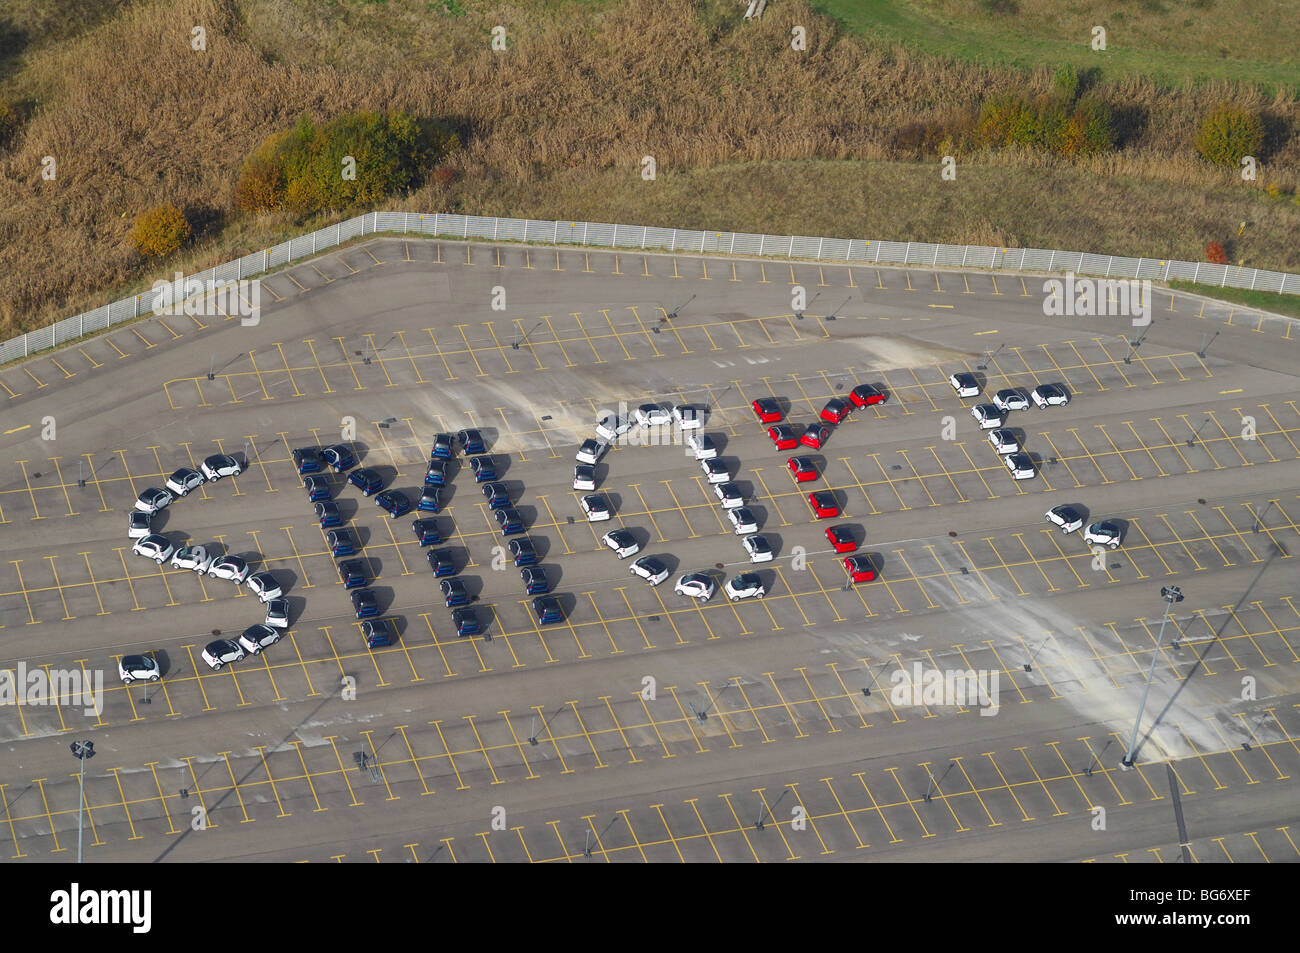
0, 0, 1296, 339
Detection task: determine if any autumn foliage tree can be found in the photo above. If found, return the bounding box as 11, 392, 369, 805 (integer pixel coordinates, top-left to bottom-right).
130, 203, 191, 257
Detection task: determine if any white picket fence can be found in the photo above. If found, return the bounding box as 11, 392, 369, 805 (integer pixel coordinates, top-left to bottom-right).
4, 210, 1296, 366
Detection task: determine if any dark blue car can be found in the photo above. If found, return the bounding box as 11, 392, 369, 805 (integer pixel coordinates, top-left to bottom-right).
412, 519, 442, 546
457, 429, 486, 454
418, 486, 442, 513
322, 445, 356, 472
483, 482, 510, 510
427, 549, 456, 577
431, 433, 455, 460
348, 468, 383, 496
424, 460, 448, 487
496, 507, 525, 535
314, 501, 342, 527
509, 537, 538, 567
452, 607, 480, 637
304, 475, 331, 503
531, 596, 563, 625
328, 529, 357, 557
521, 567, 550, 595
440, 578, 469, 607
361, 618, 393, 648
375, 489, 411, 518
338, 559, 367, 589
351, 588, 379, 619
293, 447, 323, 474
471, 455, 497, 482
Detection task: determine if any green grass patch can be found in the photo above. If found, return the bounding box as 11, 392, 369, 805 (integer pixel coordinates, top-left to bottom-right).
811, 0, 1299, 90
1167, 280, 1300, 320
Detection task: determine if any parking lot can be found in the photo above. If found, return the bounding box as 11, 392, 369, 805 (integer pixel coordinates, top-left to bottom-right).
1, 239, 1297, 862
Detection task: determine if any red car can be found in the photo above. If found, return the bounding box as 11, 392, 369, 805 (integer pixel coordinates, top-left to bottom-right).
844, 555, 876, 582
849, 384, 887, 407
809, 491, 839, 519
820, 398, 852, 424
787, 456, 818, 483
826, 524, 856, 554
768, 425, 801, 451
800, 423, 831, 450
751, 397, 783, 424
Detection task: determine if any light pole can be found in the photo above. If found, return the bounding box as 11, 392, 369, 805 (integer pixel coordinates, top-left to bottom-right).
70, 740, 95, 863
1120, 586, 1183, 769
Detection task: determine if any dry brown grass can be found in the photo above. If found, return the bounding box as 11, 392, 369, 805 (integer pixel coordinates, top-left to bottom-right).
0, 0, 1296, 338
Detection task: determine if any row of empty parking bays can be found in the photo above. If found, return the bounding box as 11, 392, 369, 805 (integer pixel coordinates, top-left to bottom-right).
156, 326, 1217, 414
5, 584, 1298, 741
5, 670, 1300, 861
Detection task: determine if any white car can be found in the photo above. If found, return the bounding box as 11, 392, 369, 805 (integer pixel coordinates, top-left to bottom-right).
674, 573, 715, 602
580, 493, 612, 522
132, 534, 174, 563
971, 404, 1003, 430
246, 571, 282, 603
118, 654, 161, 684
238, 623, 283, 655
207, 555, 250, 583
629, 555, 669, 586
264, 598, 291, 628
1031, 384, 1070, 408
575, 439, 610, 465
170, 545, 213, 572
165, 467, 205, 497
635, 403, 672, 428
1083, 520, 1123, 549
601, 529, 641, 559
742, 534, 774, 563
1005, 453, 1035, 481
701, 458, 729, 484
134, 487, 173, 514
573, 465, 597, 492
687, 433, 718, 460
948, 372, 980, 398
202, 638, 245, 670
595, 415, 632, 441
714, 482, 744, 509
728, 506, 758, 535
992, 389, 1030, 413
1045, 505, 1084, 533
127, 511, 152, 539
673, 404, 703, 430
724, 573, 766, 601
200, 453, 243, 481
988, 429, 1019, 455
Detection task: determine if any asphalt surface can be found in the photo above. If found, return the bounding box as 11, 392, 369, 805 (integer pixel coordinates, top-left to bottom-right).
0, 239, 1297, 863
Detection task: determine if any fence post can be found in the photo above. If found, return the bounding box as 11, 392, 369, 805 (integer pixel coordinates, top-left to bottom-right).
313, 232, 317, 254
612, 224, 617, 248
493, 217, 499, 240
932, 246, 939, 266
643, 227, 649, 250
874, 242, 882, 264
1018, 249, 1026, 270
700, 232, 706, 253
264, 249, 268, 271
904, 242, 911, 265
583, 222, 589, 246
404, 213, 409, 235
1047, 250, 1055, 272
1163, 260, 1170, 281
818, 237, 824, 259
433, 213, 440, 236
1136, 258, 1144, 279
845, 240, 853, 261
670, 229, 677, 252
1221, 266, 1229, 288
463, 216, 469, 239
731, 233, 737, 255
758, 234, 764, 256
961, 246, 969, 268
1105, 256, 1113, 277
1251, 269, 1258, 290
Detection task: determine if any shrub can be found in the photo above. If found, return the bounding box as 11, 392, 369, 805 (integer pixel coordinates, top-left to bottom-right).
433, 164, 458, 185
234, 110, 459, 217
1053, 65, 1081, 105
131, 204, 191, 257
1205, 241, 1228, 265
1194, 104, 1264, 166
976, 92, 1114, 156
